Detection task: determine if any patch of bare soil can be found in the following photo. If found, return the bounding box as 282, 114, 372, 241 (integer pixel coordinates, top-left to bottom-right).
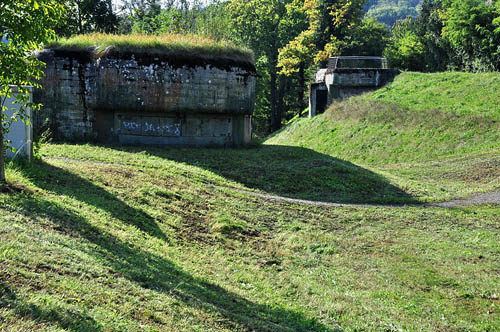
0, 183, 31, 194
430, 191, 500, 208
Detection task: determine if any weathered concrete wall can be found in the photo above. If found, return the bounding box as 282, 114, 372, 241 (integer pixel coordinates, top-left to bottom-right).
325, 68, 398, 105
309, 57, 399, 117
34, 49, 256, 146
4, 86, 33, 160
325, 69, 393, 87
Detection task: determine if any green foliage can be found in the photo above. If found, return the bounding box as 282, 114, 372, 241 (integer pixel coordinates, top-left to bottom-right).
33, 128, 53, 161
413, 0, 451, 72
384, 0, 449, 72
124, 0, 232, 42
278, 0, 366, 73
55, 0, 118, 36
384, 17, 426, 70
342, 16, 389, 56
441, 0, 500, 71
129, 0, 163, 34
0, 0, 64, 184
229, 0, 297, 132
386, 0, 500, 72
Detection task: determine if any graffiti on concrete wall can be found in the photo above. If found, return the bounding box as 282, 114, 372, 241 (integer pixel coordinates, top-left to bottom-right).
117, 114, 232, 138
119, 115, 182, 137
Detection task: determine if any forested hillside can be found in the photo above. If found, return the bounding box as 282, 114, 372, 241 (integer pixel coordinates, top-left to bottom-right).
365, 0, 423, 26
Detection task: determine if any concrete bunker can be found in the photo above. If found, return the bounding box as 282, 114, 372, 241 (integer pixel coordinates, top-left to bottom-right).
309, 56, 398, 117
34, 44, 256, 147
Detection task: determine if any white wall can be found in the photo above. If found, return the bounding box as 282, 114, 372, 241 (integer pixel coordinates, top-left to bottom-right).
3, 86, 33, 160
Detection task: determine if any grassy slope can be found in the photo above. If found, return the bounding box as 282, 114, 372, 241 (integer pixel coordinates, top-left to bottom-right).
1, 144, 499, 332
267, 72, 500, 202
45, 33, 254, 64
1, 72, 499, 331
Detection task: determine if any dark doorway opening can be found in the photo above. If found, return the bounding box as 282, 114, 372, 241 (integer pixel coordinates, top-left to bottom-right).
316, 89, 328, 114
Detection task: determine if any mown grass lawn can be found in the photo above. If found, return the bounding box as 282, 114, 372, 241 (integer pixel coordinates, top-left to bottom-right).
1, 143, 499, 331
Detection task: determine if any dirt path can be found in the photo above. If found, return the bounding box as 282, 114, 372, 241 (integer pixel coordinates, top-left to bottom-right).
46, 157, 500, 208
429, 191, 500, 208
230, 188, 500, 208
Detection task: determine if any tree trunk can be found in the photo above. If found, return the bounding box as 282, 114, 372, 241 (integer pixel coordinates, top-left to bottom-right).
0, 122, 5, 186
298, 63, 306, 116
269, 70, 277, 132
77, 1, 83, 34
276, 75, 287, 131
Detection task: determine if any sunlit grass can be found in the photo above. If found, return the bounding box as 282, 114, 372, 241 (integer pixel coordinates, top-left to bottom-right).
268, 72, 500, 164
1, 143, 499, 331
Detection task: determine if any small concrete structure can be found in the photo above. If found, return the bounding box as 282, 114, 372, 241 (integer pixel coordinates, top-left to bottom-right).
4, 86, 33, 160
309, 56, 398, 117
34, 48, 256, 147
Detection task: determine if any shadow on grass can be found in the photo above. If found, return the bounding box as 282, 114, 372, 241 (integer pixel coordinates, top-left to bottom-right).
3, 181, 338, 331
0, 282, 103, 331
17, 160, 167, 241
108, 144, 417, 204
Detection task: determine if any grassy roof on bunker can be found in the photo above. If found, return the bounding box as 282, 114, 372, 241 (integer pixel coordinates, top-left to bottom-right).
45, 33, 255, 67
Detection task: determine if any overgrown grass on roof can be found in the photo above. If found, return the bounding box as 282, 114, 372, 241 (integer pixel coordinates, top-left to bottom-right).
46, 33, 254, 63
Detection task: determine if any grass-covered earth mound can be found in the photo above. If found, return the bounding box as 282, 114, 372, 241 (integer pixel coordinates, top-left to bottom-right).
268, 71, 500, 202
45, 33, 255, 69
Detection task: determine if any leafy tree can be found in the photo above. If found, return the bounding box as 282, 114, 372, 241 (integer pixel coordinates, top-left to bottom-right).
195, 1, 234, 41
278, 0, 366, 77
414, 0, 451, 72
315, 0, 366, 62
130, 0, 163, 33
441, 0, 500, 71
0, 0, 64, 186
278, 0, 383, 124
229, 0, 290, 131
384, 17, 426, 70
387, 0, 500, 72
342, 16, 389, 56
56, 0, 117, 36
126, 0, 230, 40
